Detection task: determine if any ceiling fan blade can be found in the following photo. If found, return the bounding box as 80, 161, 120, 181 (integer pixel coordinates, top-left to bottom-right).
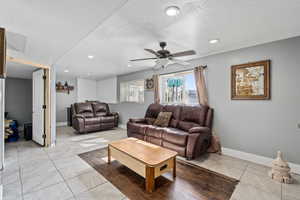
130, 57, 157, 62
170, 58, 190, 66
170, 50, 196, 57
144, 49, 160, 57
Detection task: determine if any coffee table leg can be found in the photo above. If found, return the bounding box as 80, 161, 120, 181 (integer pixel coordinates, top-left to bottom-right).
107, 145, 111, 164
173, 156, 176, 179
145, 166, 155, 193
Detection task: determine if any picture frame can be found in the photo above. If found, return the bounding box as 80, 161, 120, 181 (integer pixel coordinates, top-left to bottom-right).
231, 60, 270, 100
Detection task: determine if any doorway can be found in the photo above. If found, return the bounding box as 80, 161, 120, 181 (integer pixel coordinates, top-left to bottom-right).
4, 57, 52, 147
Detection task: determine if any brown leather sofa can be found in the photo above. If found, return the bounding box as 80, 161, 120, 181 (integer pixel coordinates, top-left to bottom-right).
127, 104, 213, 160
72, 102, 118, 133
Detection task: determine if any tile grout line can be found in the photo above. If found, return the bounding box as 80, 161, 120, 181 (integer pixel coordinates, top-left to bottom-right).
19, 167, 24, 200
280, 183, 283, 200
16, 147, 25, 200
44, 148, 77, 200
45, 145, 110, 199
20, 149, 64, 197
239, 162, 249, 181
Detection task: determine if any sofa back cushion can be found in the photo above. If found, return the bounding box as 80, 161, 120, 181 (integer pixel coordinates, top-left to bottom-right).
145, 104, 163, 119
75, 102, 94, 118
162, 105, 181, 128
92, 102, 109, 117
178, 105, 209, 131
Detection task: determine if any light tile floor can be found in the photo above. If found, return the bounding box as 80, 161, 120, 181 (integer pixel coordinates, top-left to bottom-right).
1, 126, 299, 200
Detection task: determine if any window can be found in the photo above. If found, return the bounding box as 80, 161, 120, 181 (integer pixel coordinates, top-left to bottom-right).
120, 79, 144, 103
159, 70, 198, 105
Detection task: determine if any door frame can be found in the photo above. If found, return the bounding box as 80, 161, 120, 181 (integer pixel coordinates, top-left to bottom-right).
6, 56, 52, 147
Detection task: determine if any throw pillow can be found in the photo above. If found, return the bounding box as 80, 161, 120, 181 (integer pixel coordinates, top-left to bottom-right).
153, 112, 172, 127
145, 117, 156, 125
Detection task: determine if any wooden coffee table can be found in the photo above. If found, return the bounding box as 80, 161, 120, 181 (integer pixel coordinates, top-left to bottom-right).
108, 137, 177, 193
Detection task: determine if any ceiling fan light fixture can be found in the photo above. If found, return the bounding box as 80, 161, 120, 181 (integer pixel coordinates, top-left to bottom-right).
165, 6, 180, 16
209, 39, 220, 44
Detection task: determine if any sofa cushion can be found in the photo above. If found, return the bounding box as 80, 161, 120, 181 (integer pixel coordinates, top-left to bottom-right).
99, 116, 115, 123
162, 141, 186, 157
130, 133, 145, 140
85, 117, 100, 125
145, 104, 163, 119
75, 103, 94, 118
146, 126, 164, 138
178, 121, 200, 132
127, 122, 149, 135
180, 105, 209, 126
162, 128, 188, 146
145, 136, 162, 146
92, 103, 109, 117
153, 112, 172, 127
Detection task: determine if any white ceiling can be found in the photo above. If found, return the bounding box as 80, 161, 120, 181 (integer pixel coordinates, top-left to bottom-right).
2, 0, 300, 80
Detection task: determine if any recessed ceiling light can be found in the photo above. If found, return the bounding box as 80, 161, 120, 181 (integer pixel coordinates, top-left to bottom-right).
88, 55, 94, 59
165, 6, 180, 16
64, 69, 69, 73
209, 39, 220, 44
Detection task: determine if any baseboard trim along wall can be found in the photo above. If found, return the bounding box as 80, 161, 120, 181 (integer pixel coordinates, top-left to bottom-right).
222, 147, 300, 175
56, 122, 68, 127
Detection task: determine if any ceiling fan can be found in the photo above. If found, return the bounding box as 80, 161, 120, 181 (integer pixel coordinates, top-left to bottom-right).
130, 42, 196, 68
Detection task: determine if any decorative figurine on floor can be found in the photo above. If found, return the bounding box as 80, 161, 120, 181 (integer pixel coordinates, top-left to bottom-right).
269, 151, 292, 184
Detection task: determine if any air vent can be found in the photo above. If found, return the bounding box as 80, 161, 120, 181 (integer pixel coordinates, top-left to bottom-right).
6, 31, 27, 53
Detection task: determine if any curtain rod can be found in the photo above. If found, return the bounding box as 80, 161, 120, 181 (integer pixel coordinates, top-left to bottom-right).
158, 65, 207, 76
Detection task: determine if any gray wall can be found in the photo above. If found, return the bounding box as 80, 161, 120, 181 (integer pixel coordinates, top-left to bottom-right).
111, 36, 300, 164
5, 78, 32, 126
56, 76, 77, 122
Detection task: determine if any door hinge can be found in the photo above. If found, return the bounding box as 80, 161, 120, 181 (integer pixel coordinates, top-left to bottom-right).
43, 75, 46, 80
43, 134, 46, 139
42, 105, 46, 109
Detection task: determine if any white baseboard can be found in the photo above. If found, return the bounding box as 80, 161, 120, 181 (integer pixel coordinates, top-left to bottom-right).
118, 124, 126, 129
222, 147, 300, 175
56, 122, 68, 127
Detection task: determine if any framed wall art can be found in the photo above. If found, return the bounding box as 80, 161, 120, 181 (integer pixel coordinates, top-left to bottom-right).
231, 60, 270, 100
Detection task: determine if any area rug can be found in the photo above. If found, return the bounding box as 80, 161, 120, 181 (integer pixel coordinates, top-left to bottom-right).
79, 148, 238, 200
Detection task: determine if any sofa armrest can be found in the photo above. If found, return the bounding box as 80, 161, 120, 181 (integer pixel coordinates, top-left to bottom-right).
73, 114, 85, 119
129, 118, 146, 123
109, 112, 119, 127
72, 117, 85, 133
189, 126, 211, 134
186, 132, 212, 160
107, 112, 118, 116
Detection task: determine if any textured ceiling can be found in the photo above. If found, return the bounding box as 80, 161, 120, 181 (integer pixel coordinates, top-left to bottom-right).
2, 0, 300, 80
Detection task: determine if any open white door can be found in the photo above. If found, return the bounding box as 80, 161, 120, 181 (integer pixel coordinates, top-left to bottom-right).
32, 69, 45, 146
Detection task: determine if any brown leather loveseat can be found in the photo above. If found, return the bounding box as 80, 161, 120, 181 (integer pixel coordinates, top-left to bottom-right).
72, 102, 118, 133
127, 104, 213, 160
